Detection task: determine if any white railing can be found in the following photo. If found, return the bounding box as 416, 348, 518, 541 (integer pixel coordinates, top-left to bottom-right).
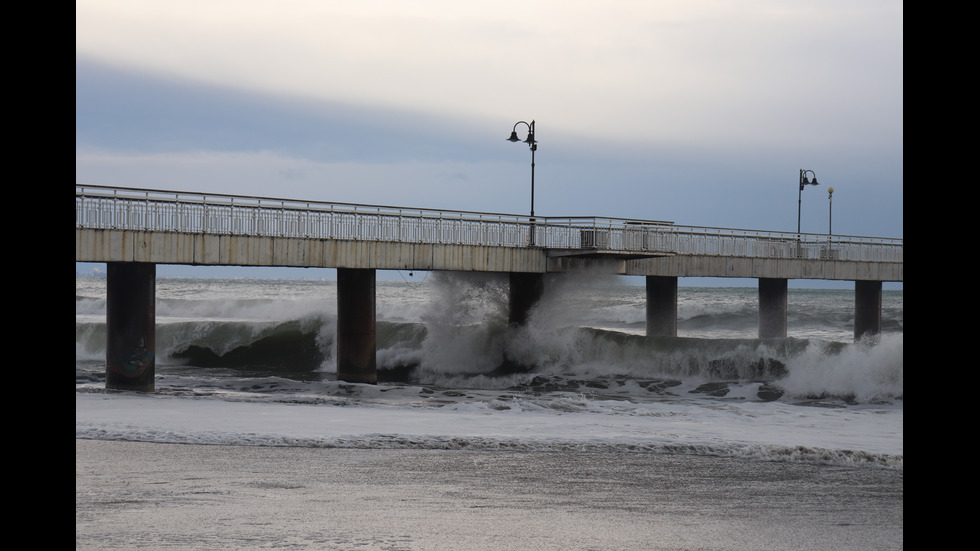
76, 185, 903, 263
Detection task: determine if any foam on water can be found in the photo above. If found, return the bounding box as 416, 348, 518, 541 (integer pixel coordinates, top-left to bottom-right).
76, 274, 903, 469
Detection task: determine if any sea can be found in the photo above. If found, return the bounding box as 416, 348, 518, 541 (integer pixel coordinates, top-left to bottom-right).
75, 271, 903, 471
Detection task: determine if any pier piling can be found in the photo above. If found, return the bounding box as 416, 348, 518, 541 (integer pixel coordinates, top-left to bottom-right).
509, 272, 544, 326
855, 280, 882, 341
759, 278, 788, 339
106, 262, 156, 392
337, 268, 377, 384
646, 276, 678, 337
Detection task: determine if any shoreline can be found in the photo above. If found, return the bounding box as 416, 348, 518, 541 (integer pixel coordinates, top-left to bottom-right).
76, 439, 902, 550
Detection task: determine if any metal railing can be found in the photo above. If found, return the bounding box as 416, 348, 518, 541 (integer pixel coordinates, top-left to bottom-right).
76, 185, 903, 263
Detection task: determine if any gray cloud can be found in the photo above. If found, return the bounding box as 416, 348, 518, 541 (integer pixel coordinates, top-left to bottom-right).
76, 1, 901, 239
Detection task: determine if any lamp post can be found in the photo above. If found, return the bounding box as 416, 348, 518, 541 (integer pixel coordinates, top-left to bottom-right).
827, 186, 834, 237
797, 169, 820, 237
507, 120, 537, 218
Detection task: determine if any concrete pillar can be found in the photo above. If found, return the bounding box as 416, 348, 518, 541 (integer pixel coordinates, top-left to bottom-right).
758, 278, 788, 339
854, 280, 882, 341
336, 268, 377, 384
106, 262, 156, 392
646, 276, 678, 337
509, 272, 544, 326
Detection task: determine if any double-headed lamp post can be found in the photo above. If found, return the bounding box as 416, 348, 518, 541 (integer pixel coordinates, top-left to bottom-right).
507, 120, 537, 218
798, 169, 820, 237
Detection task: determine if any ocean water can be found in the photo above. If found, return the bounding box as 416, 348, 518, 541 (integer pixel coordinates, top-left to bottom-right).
75, 272, 903, 470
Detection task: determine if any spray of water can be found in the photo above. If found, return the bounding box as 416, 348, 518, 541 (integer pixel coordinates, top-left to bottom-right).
779, 333, 903, 402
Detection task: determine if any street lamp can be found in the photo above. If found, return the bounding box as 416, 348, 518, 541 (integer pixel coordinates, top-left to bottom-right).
507, 120, 537, 217
827, 186, 834, 237
797, 169, 820, 237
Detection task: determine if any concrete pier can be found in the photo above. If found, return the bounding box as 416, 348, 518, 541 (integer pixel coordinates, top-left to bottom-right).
854, 280, 882, 341
336, 268, 377, 384
646, 276, 678, 337
758, 278, 788, 339
509, 272, 545, 326
106, 262, 156, 392
78, 186, 902, 392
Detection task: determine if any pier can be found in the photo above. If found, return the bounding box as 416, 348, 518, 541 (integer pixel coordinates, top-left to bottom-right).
76, 185, 902, 390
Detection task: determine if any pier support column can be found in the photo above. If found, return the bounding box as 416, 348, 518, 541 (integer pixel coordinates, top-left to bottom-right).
758, 278, 788, 339
854, 280, 882, 341
646, 276, 678, 337
106, 262, 156, 392
509, 272, 544, 326
337, 268, 377, 384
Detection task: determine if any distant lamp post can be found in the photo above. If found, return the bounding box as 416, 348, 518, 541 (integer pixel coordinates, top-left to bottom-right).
797, 169, 820, 237
827, 187, 834, 237
507, 120, 537, 217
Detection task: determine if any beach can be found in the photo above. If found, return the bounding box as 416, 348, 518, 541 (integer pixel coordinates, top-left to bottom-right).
76, 439, 902, 550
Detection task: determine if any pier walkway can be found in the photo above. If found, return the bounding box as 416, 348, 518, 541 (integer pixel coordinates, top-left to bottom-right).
76, 185, 902, 388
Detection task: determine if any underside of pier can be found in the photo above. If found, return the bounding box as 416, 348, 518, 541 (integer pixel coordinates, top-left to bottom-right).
96, 260, 889, 389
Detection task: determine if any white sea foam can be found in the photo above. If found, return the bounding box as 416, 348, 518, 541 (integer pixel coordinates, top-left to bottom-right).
780, 333, 904, 402
76, 275, 903, 469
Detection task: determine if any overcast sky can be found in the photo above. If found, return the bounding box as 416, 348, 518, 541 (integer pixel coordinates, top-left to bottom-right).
76, 1, 902, 285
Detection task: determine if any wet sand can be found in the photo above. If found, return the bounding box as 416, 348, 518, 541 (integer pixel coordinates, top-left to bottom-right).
76, 439, 902, 550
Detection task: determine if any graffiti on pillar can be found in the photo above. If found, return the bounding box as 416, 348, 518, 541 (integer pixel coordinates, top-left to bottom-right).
118, 337, 153, 377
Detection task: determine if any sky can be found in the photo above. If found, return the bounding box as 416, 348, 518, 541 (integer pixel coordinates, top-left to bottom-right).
75, 1, 902, 286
